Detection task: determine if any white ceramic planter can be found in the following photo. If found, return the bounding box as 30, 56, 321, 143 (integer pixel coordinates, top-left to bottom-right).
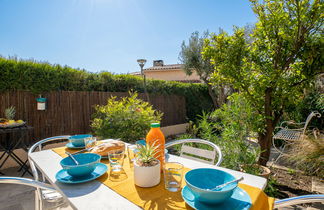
134, 159, 161, 187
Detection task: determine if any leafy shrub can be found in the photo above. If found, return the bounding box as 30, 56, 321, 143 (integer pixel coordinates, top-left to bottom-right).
177, 93, 261, 170
284, 77, 324, 130
91, 92, 162, 142
0, 56, 213, 121
264, 177, 281, 198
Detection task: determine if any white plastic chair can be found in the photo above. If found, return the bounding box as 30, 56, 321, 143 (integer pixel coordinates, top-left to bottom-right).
274, 194, 324, 209
272, 111, 321, 162
165, 138, 223, 166
28, 135, 72, 210
0, 176, 71, 210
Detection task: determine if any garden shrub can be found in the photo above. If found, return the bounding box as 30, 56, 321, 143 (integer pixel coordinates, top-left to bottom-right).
0, 56, 213, 121
91, 92, 162, 142
177, 93, 261, 170
283, 76, 324, 130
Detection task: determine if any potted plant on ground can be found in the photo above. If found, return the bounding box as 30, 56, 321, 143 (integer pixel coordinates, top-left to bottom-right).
240, 164, 271, 178
134, 143, 160, 187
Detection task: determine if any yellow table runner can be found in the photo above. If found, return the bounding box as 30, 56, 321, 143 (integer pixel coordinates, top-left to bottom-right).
53, 146, 274, 210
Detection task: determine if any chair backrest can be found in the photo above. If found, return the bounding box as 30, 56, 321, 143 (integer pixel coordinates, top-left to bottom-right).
0, 177, 55, 191
274, 194, 324, 208
302, 111, 321, 135
28, 135, 71, 182
165, 139, 223, 166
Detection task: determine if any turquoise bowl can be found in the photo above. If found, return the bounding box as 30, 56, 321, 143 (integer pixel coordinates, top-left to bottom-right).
60, 153, 101, 177
185, 168, 237, 204
69, 134, 92, 147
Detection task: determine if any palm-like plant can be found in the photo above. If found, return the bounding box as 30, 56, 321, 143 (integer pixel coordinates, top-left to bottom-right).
136, 142, 160, 167
5, 106, 16, 120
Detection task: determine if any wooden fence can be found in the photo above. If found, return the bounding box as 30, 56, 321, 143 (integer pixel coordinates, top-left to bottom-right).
0, 91, 186, 145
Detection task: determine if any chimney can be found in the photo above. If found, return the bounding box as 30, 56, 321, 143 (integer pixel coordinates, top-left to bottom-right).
153, 60, 164, 67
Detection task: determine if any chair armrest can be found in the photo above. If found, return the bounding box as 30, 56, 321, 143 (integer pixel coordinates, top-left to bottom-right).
280, 121, 305, 129
274, 194, 324, 208
275, 127, 304, 131
0, 177, 55, 191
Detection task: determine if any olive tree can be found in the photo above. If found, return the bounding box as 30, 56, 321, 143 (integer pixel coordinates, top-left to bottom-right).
203, 0, 323, 165
179, 31, 227, 108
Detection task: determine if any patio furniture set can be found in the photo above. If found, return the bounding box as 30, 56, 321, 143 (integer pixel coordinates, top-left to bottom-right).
0, 131, 323, 209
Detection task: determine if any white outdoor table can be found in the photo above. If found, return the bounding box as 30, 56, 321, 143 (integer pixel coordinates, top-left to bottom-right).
29, 149, 267, 210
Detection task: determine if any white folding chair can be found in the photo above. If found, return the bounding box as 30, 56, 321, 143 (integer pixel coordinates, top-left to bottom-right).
28, 135, 72, 210
165, 138, 223, 166
272, 111, 321, 163
0, 176, 71, 210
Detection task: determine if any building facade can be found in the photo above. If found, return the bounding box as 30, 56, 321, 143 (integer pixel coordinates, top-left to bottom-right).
131, 60, 201, 83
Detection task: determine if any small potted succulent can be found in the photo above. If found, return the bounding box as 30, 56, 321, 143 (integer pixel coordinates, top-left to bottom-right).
134, 143, 161, 187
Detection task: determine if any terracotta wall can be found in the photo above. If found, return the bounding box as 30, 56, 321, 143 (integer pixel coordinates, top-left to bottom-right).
144, 69, 201, 81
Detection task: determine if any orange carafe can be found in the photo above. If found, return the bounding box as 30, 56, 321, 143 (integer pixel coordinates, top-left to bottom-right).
146, 123, 165, 170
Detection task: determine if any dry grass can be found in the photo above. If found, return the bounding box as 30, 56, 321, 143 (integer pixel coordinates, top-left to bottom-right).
287, 132, 324, 178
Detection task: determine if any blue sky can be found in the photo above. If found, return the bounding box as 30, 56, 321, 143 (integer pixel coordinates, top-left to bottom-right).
0, 0, 257, 74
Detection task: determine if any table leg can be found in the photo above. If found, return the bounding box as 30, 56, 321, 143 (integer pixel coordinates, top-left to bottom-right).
18, 159, 32, 174
0, 153, 11, 169
0, 130, 32, 176
18, 159, 28, 172
21, 163, 33, 177
0, 151, 6, 161
7, 149, 32, 176
0, 127, 33, 176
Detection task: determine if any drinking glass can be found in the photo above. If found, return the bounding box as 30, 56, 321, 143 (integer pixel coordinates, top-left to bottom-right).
163, 162, 184, 192
108, 151, 125, 172
84, 137, 97, 149
127, 145, 139, 167
135, 140, 146, 147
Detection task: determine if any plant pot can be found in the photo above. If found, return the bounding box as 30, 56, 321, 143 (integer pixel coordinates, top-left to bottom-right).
259, 165, 271, 178
134, 159, 161, 187
240, 164, 271, 178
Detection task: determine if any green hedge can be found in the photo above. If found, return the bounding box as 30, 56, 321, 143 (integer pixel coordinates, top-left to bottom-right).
0, 56, 213, 121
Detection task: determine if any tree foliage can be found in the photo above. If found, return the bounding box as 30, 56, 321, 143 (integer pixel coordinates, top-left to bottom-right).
203, 0, 323, 164
180, 31, 212, 81
179, 31, 228, 108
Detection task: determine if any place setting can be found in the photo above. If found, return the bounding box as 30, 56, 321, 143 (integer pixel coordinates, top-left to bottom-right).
181, 168, 251, 210
55, 134, 125, 184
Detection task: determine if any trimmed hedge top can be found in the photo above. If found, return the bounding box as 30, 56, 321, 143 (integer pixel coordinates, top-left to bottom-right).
0, 56, 213, 120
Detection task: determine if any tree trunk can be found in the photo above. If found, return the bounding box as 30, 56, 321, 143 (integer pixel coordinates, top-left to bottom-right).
258, 87, 275, 166
258, 128, 274, 166
217, 85, 226, 107
207, 83, 219, 108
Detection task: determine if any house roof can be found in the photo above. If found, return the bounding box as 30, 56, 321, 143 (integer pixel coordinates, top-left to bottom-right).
130, 71, 141, 75
144, 64, 183, 71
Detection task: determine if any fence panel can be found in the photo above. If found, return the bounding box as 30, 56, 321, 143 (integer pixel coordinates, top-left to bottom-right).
0, 91, 186, 145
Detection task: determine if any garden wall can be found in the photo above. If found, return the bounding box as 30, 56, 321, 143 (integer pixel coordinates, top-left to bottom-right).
0, 91, 186, 145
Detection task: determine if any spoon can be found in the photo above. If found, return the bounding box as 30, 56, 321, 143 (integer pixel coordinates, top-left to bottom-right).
65, 152, 79, 165
208, 177, 244, 191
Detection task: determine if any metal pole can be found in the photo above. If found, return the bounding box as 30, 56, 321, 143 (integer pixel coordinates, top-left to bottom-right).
141, 66, 150, 102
